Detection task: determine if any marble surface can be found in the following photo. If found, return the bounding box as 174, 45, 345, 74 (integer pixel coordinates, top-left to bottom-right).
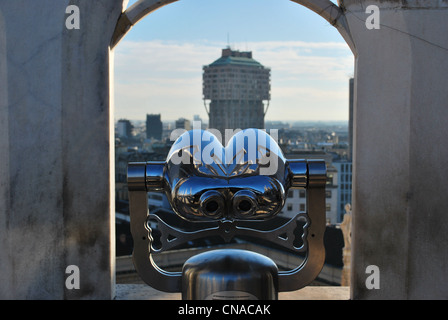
115, 284, 350, 300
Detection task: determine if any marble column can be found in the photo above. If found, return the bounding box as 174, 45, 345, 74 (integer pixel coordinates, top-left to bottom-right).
344, 0, 448, 299
0, 0, 124, 299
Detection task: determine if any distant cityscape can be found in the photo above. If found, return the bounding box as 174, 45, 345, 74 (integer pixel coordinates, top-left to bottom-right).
115, 117, 352, 223
115, 49, 354, 285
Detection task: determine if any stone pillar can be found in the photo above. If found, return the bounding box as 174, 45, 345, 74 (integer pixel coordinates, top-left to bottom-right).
340, 204, 352, 287
343, 0, 448, 299
0, 0, 124, 299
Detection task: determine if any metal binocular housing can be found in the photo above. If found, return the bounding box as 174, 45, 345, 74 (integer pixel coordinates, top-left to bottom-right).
127, 129, 327, 298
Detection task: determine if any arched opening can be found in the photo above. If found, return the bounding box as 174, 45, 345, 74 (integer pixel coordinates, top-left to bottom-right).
112, 0, 355, 292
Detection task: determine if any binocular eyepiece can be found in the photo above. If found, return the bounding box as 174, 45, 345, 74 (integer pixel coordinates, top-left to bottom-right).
199, 190, 258, 219
232, 190, 258, 218
199, 190, 225, 218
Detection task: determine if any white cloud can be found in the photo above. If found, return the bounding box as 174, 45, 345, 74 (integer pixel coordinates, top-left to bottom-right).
113, 39, 353, 121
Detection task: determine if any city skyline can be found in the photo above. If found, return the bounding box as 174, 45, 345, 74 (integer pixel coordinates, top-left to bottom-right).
113, 0, 353, 122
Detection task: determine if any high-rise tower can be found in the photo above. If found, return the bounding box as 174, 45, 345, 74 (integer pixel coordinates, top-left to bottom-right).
146, 114, 162, 140
203, 48, 271, 136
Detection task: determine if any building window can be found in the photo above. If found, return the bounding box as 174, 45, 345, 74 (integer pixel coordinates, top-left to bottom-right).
326, 190, 332, 198
287, 203, 293, 211
299, 190, 306, 198
288, 190, 294, 198
326, 203, 331, 212
300, 203, 306, 212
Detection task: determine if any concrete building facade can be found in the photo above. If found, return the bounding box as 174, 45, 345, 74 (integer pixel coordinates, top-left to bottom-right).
175, 117, 191, 131
146, 114, 162, 140
117, 119, 133, 138
333, 160, 353, 223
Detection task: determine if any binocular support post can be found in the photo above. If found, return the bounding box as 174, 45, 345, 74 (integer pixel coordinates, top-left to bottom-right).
279, 159, 326, 291
128, 163, 182, 292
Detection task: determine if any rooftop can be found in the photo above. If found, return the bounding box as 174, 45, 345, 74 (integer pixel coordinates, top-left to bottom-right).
206, 47, 266, 68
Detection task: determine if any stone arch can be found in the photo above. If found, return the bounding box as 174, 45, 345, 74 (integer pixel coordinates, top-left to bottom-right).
111, 0, 356, 53
108, 0, 357, 295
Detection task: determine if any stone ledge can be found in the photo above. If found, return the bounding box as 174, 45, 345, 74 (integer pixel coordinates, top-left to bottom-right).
115, 284, 350, 300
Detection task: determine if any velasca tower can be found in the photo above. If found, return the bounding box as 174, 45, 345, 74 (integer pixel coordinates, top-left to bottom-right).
203, 48, 271, 137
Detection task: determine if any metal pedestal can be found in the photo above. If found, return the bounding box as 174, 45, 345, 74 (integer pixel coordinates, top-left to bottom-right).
182, 249, 278, 300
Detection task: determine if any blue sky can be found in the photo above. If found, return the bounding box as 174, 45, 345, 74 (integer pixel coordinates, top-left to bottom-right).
114, 0, 353, 122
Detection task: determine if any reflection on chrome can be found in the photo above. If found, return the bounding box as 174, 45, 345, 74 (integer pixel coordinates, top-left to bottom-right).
154, 129, 301, 221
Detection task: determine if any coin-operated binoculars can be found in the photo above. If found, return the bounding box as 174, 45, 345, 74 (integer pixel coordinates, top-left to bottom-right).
127, 129, 326, 300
